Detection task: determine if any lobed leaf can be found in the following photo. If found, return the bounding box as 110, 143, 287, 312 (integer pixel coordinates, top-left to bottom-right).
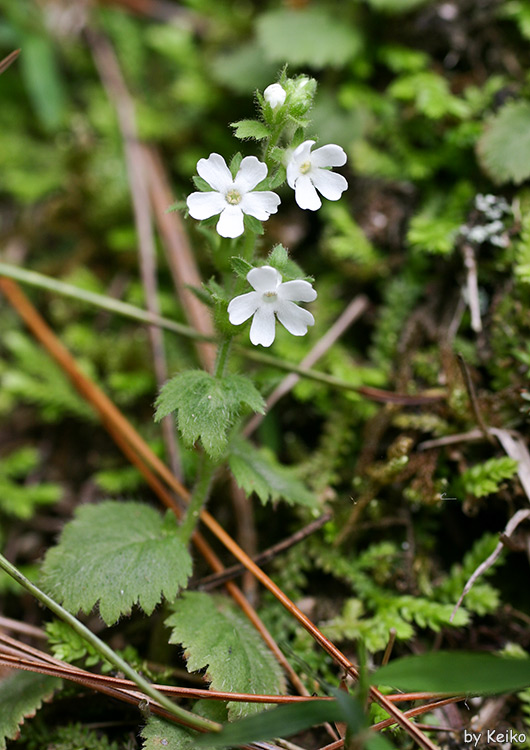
231, 119, 271, 141
41, 501, 192, 625
166, 591, 285, 719
477, 101, 530, 184
229, 437, 318, 508
155, 371, 265, 459
0, 671, 61, 750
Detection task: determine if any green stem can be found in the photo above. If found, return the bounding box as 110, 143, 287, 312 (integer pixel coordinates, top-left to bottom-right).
214, 337, 232, 379
0, 553, 220, 735
0, 262, 373, 395
180, 455, 217, 544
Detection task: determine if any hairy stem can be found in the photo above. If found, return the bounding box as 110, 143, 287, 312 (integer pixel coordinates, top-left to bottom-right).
0, 553, 220, 735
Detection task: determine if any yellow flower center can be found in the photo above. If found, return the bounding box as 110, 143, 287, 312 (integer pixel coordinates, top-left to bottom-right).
263, 291, 278, 302
225, 189, 242, 205
299, 160, 312, 174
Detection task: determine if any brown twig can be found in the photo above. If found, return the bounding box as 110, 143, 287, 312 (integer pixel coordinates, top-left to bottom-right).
243, 296, 369, 437
0, 49, 20, 75
461, 242, 482, 333
456, 354, 493, 444
196, 512, 332, 590
87, 27, 182, 480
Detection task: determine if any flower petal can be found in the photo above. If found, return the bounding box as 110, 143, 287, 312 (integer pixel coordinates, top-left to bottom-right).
247, 265, 282, 293
228, 291, 260, 325
286, 140, 315, 188
250, 305, 276, 347
294, 174, 321, 211
239, 190, 281, 220
216, 206, 245, 238
310, 144, 347, 168
197, 153, 233, 192
279, 279, 317, 303
276, 300, 315, 336
311, 169, 348, 201
235, 156, 268, 192
187, 191, 226, 220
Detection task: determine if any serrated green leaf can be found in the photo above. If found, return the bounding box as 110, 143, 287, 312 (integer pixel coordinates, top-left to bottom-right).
372, 652, 530, 694
230, 257, 254, 279
477, 100, 530, 184
229, 438, 318, 508
256, 9, 362, 69
141, 716, 195, 749
41, 501, 192, 625
0, 671, 61, 749
231, 119, 271, 141
166, 592, 285, 719
155, 372, 265, 459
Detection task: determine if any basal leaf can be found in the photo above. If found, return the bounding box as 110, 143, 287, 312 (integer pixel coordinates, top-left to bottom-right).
166, 592, 285, 719
155, 371, 265, 459
477, 100, 530, 184
0, 671, 61, 749
256, 9, 362, 69
372, 652, 530, 694
229, 438, 318, 508
41, 501, 192, 625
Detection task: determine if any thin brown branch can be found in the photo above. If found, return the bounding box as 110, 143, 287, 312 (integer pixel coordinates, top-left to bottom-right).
456, 354, 493, 443
197, 512, 332, 590
87, 27, 182, 480
144, 145, 217, 372
243, 295, 369, 437
0, 49, 20, 75
461, 242, 482, 333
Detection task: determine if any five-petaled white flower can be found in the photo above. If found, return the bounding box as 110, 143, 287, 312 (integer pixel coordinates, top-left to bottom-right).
187, 154, 281, 239
264, 83, 286, 109
287, 139, 347, 211
228, 265, 317, 347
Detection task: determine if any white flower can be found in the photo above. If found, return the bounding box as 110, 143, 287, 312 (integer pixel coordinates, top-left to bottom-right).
186, 154, 281, 238
264, 83, 286, 109
228, 265, 317, 347
286, 139, 348, 211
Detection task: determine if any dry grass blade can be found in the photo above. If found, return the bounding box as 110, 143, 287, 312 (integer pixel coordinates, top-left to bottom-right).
0, 49, 20, 75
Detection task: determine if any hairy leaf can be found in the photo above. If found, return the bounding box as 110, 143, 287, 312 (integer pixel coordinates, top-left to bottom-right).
256, 9, 361, 69
372, 652, 530, 694
229, 438, 318, 508
231, 119, 271, 141
166, 592, 285, 719
477, 101, 530, 184
155, 371, 265, 459
141, 716, 195, 749
0, 671, 61, 749
41, 501, 192, 625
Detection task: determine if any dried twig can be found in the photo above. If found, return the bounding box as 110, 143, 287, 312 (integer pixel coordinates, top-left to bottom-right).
450, 509, 530, 622
87, 28, 182, 479
461, 242, 482, 333
0, 49, 20, 75
456, 354, 493, 443
197, 512, 332, 590
244, 295, 369, 437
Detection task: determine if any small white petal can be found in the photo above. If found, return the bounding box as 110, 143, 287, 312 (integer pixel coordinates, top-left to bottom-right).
276, 300, 315, 336
240, 190, 281, 220
311, 144, 347, 168
279, 279, 317, 303
187, 191, 226, 220
228, 291, 260, 325
247, 265, 282, 293
294, 174, 322, 211
197, 153, 233, 192
234, 156, 268, 192
287, 140, 315, 187
216, 206, 245, 238
292, 140, 315, 162
250, 305, 276, 347
264, 83, 286, 108
311, 169, 348, 201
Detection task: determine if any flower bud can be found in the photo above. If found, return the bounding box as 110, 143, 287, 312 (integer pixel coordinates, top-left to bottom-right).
264, 83, 287, 109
